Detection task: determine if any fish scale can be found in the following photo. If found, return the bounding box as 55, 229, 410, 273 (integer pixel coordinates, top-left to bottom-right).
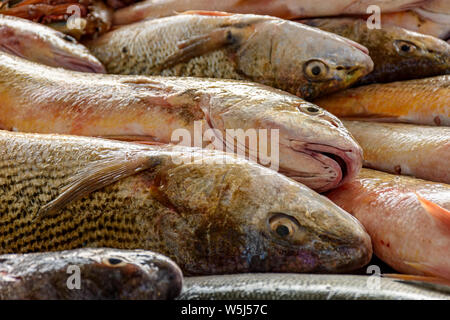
0, 130, 372, 275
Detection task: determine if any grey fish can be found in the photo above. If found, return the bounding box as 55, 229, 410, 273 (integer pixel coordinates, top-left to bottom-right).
85, 12, 373, 100
0, 248, 183, 300
178, 273, 450, 300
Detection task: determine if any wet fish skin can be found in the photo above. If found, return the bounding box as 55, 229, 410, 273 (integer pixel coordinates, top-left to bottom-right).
178, 273, 450, 300
300, 17, 450, 85
0, 14, 105, 73
0, 130, 372, 275
314, 75, 450, 126
342, 121, 450, 184
86, 12, 374, 101
0, 51, 363, 192
112, 0, 427, 26
327, 169, 450, 280
0, 248, 183, 300
380, 10, 450, 40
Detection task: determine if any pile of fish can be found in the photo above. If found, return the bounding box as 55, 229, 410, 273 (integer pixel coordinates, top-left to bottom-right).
0, 0, 448, 300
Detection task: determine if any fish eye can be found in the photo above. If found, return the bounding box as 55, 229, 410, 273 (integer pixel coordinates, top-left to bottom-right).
394, 40, 418, 55
62, 34, 77, 43
304, 60, 329, 81
101, 257, 128, 267
268, 213, 302, 239
298, 104, 322, 115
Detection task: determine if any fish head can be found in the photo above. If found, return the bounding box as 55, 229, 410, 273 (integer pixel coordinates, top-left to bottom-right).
232, 17, 374, 100
204, 84, 363, 192
79, 249, 183, 299
156, 152, 372, 275
383, 27, 450, 79
0, 15, 105, 73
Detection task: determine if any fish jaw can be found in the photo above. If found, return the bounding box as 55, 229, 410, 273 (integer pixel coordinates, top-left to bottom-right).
204, 92, 363, 192
266, 107, 363, 192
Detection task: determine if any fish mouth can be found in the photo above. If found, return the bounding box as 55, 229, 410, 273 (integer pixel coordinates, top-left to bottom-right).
287, 142, 360, 192
53, 51, 106, 73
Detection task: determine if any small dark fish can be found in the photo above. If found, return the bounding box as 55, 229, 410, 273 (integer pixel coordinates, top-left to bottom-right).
301, 17, 450, 85
0, 248, 183, 300
178, 273, 450, 300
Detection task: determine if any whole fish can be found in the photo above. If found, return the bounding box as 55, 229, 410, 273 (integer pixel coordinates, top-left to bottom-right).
380, 10, 450, 40
314, 75, 450, 126
0, 51, 363, 192
300, 17, 450, 85
0, 130, 373, 275
0, 14, 105, 73
0, 248, 183, 300
0, 0, 113, 38
86, 12, 374, 100
178, 273, 450, 300
342, 121, 450, 183
327, 169, 450, 280
112, 0, 426, 26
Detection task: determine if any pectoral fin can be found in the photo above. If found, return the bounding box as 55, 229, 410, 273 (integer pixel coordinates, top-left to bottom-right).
157, 27, 239, 71
38, 154, 161, 217
383, 274, 450, 293
416, 193, 450, 231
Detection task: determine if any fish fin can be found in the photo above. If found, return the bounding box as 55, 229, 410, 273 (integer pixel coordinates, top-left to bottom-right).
416, 193, 450, 230
178, 10, 233, 16
38, 154, 161, 218
383, 273, 450, 292
157, 27, 241, 71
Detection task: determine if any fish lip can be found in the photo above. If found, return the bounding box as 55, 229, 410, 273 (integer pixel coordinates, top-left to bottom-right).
53, 51, 106, 73
305, 143, 361, 188
288, 141, 361, 192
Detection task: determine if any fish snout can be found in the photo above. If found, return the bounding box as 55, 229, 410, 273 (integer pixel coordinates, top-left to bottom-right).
320, 234, 373, 273
150, 258, 184, 300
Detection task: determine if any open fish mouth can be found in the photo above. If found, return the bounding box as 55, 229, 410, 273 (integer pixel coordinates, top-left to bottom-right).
287, 141, 360, 192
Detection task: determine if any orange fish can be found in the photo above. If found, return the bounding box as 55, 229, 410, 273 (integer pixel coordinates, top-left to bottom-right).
314, 75, 450, 126
342, 121, 450, 184
327, 168, 450, 281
